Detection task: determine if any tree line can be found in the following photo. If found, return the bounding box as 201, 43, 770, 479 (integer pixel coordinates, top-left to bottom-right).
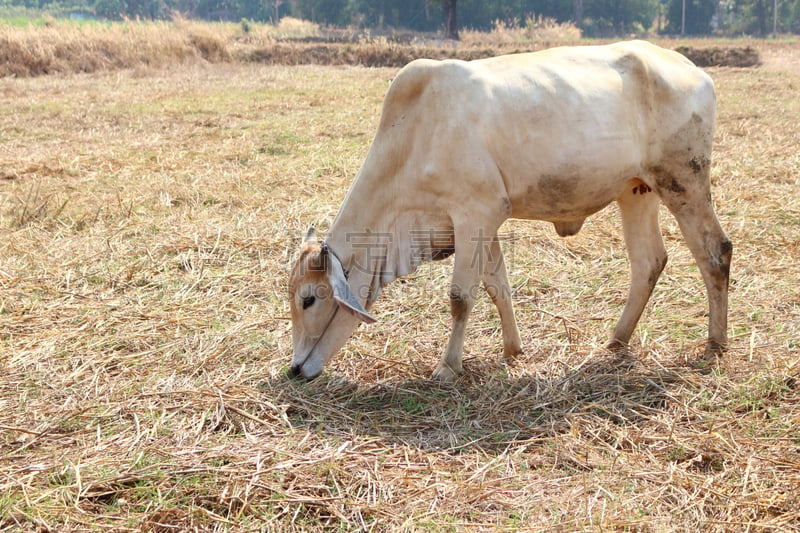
5, 0, 800, 36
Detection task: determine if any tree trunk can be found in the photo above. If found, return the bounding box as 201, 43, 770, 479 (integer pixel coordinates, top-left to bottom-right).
573, 0, 583, 28
274, 0, 282, 24
444, 0, 458, 40
773, 0, 778, 35
755, 0, 767, 36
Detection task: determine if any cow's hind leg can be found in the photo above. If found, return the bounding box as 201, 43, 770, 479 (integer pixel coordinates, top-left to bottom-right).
482, 233, 522, 358
657, 176, 732, 355
608, 180, 668, 351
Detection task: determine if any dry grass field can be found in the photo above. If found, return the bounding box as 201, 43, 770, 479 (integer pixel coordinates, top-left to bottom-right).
0, 17, 764, 78
1, 32, 799, 531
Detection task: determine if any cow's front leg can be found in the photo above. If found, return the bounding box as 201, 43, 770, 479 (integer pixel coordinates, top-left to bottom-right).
432, 223, 488, 382
432, 284, 475, 381
482, 233, 522, 358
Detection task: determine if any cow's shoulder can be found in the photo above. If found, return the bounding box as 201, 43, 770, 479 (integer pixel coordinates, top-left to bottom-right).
610, 40, 692, 64
385, 58, 475, 107
376, 58, 479, 136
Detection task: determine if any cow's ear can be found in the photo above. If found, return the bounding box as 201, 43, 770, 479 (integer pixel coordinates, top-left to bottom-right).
304, 226, 317, 244
302, 227, 326, 271
308, 242, 328, 271
326, 250, 376, 324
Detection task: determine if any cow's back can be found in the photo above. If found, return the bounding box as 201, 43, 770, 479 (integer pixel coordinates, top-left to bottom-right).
351, 41, 716, 227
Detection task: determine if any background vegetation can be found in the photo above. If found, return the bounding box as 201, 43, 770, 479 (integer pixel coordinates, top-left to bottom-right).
0, 15, 766, 79
2, 0, 800, 36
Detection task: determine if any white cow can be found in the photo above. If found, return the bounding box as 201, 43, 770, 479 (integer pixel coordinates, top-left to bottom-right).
288, 41, 731, 381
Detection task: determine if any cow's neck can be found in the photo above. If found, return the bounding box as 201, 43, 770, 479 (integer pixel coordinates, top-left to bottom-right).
325, 182, 421, 310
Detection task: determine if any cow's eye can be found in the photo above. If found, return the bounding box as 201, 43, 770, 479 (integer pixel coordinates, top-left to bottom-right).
302, 295, 316, 310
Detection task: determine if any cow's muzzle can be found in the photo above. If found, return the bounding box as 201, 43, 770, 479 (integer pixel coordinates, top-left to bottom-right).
287, 361, 322, 380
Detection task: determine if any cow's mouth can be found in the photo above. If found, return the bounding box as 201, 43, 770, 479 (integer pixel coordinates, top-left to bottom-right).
287, 362, 320, 380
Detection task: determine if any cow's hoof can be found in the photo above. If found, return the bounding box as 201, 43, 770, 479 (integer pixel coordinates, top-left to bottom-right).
705, 340, 727, 357
503, 344, 524, 358
606, 341, 630, 355
432, 364, 462, 383
605, 339, 629, 354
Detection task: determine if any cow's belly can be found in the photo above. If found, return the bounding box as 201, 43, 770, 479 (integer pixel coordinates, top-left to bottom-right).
506, 161, 638, 222
499, 134, 643, 223
507, 176, 621, 222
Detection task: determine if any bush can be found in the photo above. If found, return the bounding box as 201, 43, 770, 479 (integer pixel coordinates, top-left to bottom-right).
675, 45, 761, 67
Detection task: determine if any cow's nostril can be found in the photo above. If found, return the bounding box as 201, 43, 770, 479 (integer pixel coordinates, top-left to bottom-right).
288, 364, 302, 378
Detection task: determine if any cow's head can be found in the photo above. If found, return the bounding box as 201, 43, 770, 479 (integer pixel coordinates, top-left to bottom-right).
288, 227, 375, 379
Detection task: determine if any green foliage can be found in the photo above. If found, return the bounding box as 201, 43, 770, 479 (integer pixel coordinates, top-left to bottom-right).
664, 0, 716, 35
93, 0, 123, 19
0, 0, 93, 19
1, 0, 798, 36
289, 0, 348, 25
582, 0, 660, 36
719, 0, 800, 35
